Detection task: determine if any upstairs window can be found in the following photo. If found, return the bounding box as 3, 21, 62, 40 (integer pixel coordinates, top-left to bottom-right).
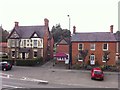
103, 43, 108, 51
24, 40, 26, 47
90, 43, 95, 50
78, 43, 84, 50
11, 39, 15, 47
34, 40, 37, 47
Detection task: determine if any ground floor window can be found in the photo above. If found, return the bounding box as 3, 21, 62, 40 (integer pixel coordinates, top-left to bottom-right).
34, 51, 37, 58
11, 51, 15, 58
78, 54, 83, 61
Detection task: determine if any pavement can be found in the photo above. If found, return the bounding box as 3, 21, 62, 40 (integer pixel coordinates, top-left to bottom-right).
40, 60, 119, 75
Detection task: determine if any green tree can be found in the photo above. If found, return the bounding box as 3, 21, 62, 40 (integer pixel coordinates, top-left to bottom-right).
0, 27, 9, 42
79, 50, 89, 68
51, 24, 70, 43
103, 51, 110, 69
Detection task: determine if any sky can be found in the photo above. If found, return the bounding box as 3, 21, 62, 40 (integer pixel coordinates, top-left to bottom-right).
0, 0, 119, 33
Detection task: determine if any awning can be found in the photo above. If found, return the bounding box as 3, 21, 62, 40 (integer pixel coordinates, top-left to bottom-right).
54, 52, 67, 58
19, 48, 30, 53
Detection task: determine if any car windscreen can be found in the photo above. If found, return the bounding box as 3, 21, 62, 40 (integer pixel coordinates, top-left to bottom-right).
94, 71, 102, 74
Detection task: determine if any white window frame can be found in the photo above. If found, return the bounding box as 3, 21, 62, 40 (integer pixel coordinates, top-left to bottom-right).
11, 50, 15, 58
102, 55, 109, 62
78, 43, 84, 50
34, 40, 37, 48
103, 43, 108, 51
33, 51, 37, 58
78, 54, 83, 61
90, 43, 95, 51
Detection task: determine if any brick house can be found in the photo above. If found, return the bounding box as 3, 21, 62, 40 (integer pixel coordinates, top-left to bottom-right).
7, 18, 54, 61
114, 31, 120, 61
54, 37, 70, 64
71, 25, 117, 66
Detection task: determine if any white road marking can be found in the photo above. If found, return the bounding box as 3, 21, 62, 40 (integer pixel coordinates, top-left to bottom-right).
21, 77, 48, 84
3, 84, 23, 88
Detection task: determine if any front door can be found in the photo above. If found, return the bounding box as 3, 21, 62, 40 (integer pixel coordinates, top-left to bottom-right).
22, 52, 25, 59
90, 55, 95, 65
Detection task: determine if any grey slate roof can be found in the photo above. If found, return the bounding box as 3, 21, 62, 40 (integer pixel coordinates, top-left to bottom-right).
71, 32, 116, 42
10, 26, 46, 39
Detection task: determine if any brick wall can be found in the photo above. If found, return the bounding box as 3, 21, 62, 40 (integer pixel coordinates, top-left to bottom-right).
72, 42, 116, 66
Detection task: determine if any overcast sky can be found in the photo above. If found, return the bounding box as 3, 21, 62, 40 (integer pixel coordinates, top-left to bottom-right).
0, 0, 119, 33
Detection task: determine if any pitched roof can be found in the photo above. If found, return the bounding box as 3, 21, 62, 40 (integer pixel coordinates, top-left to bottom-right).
57, 37, 70, 45
71, 32, 116, 42
8, 26, 46, 39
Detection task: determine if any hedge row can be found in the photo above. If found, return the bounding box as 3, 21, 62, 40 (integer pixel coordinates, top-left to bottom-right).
1, 57, 43, 66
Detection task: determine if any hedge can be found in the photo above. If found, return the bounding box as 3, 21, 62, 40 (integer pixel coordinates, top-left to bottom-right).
1, 57, 43, 66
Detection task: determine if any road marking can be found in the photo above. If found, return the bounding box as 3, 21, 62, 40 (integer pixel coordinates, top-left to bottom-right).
3, 84, 23, 88
21, 77, 48, 84
0, 73, 13, 78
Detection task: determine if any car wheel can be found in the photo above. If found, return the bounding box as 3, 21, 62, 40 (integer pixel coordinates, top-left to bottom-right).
3, 68, 6, 71
91, 77, 94, 80
101, 78, 104, 81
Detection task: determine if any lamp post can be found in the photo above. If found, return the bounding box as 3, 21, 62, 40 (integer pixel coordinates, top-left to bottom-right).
67, 15, 70, 31
67, 15, 71, 69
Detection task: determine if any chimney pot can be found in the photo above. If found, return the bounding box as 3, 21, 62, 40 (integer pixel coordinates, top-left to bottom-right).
73, 26, 76, 34
14, 22, 19, 27
44, 18, 49, 27
110, 25, 113, 33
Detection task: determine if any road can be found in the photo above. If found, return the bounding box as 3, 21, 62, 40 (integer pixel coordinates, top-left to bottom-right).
0, 61, 119, 89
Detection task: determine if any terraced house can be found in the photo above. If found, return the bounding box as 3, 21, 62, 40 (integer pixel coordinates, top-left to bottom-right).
7, 18, 54, 62
71, 25, 117, 66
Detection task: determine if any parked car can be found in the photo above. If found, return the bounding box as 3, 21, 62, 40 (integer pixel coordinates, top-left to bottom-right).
91, 67, 104, 80
0, 61, 12, 71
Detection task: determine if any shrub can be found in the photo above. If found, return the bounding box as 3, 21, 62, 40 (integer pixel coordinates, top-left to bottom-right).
16, 57, 43, 66
99, 65, 105, 71
72, 63, 82, 69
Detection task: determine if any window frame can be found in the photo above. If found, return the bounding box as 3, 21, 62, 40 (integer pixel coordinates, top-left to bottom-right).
90, 43, 95, 51
78, 54, 83, 61
34, 40, 37, 48
33, 51, 37, 58
103, 43, 108, 51
78, 43, 84, 50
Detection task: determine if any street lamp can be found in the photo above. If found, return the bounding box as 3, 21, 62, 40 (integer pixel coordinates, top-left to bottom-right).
67, 15, 71, 69
67, 15, 70, 31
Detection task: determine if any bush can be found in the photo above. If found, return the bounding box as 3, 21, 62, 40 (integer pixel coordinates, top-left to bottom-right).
72, 63, 82, 69
85, 65, 92, 70
16, 57, 43, 66
99, 65, 106, 71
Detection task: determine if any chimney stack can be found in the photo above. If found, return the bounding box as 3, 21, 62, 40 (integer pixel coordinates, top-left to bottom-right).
73, 26, 76, 34
110, 25, 113, 33
44, 18, 49, 27
14, 22, 19, 27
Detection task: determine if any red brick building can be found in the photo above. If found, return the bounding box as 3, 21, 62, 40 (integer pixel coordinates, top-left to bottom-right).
71, 25, 117, 66
55, 37, 70, 64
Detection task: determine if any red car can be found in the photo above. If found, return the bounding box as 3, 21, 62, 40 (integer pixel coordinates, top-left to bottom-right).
91, 67, 104, 80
